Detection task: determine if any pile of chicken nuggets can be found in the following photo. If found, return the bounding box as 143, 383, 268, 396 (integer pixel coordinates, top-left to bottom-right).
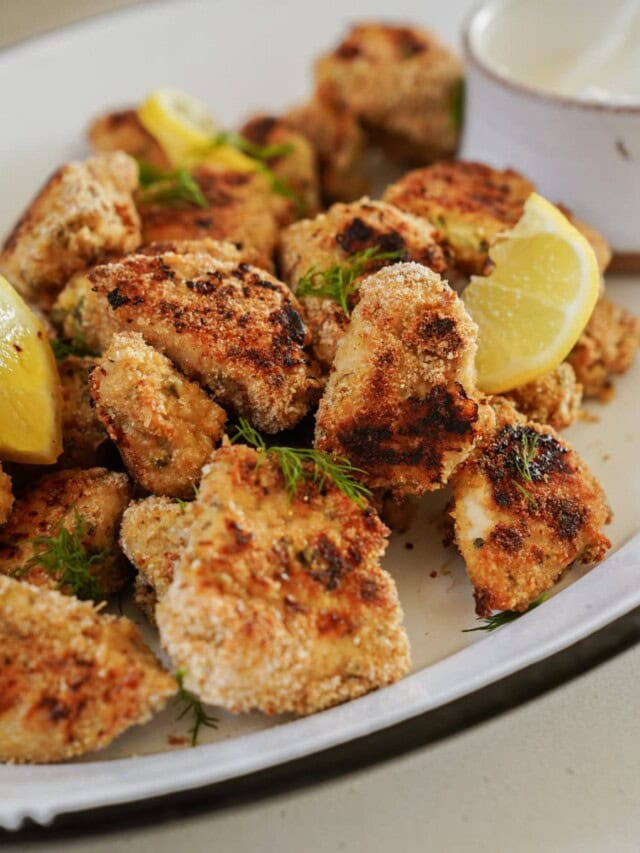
0, 22, 637, 763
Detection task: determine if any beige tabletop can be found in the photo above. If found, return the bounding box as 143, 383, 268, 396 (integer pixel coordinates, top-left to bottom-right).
2, 2, 640, 851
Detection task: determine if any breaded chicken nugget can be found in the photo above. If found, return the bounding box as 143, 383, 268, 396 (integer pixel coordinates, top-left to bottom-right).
120, 496, 191, 621
0, 575, 175, 763
315, 262, 494, 497
240, 115, 321, 225
284, 98, 370, 202
90, 332, 226, 497
79, 249, 322, 433
450, 404, 611, 615
568, 296, 640, 401
58, 355, 108, 467
384, 161, 534, 275
138, 165, 278, 271
0, 468, 132, 597
503, 363, 583, 430
0, 153, 141, 310
156, 444, 410, 715
384, 161, 611, 276
88, 108, 171, 169
278, 198, 447, 370
0, 464, 13, 526
315, 23, 463, 165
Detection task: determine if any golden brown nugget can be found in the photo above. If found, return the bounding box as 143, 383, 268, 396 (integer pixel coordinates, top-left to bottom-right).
0, 575, 176, 763
284, 98, 370, 202
90, 332, 226, 497
240, 114, 321, 225
58, 355, 108, 467
0, 464, 13, 526
79, 250, 322, 433
384, 161, 534, 275
278, 198, 447, 370
315, 22, 463, 165
568, 297, 640, 401
0, 468, 132, 597
88, 108, 171, 169
503, 363, 583, 430
450, 405, 611, 616
120, 496, 191, 621
315, 262, 494, 497
138, 165, 278, 271
156, 444, 410, 715
0, 152, 141, 310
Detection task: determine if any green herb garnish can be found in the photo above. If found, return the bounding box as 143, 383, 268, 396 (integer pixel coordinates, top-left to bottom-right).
512, 480, 538, 508
231, 418, 371, 507
174, 670, 218, 747
296, 246, 403, 315
137, 161, 207, 208
50, 332, 93, 360
450, 77, 465, 133
513, 431, 539, 482
463, 594, 547, 633
174, 497, 189, 512
17, 508, 106, 600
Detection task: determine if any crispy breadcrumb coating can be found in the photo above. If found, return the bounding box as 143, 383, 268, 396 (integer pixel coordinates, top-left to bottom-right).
78, 249, 322, 432
58, 356, 108, 467
0, 465, 13, 526
568, 296, 640, 400
284, 98, 370, 202
240, 114, 321, 225
450, 402, 611, 615
278, 198, 447, 370
90, 332, 226, 497
157, 443, 410, 715
0, 575, 176, 763
503, 363, 583, 430
384, 161, 611, 276
120, 496, 191, 621
315, 22, 463, 165
138, 165, 278, 271
0, 468, 131, 597
0, 153, 141, 310
315, 262, 494, 496
88, 108, 171, 169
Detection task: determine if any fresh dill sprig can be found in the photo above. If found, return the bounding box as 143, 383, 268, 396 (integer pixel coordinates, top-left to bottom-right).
513, 431, 540, 482
231, 418, 372, 507
18, 508, 106, 600
137, 161, 207, 208
174, 670, 218, 747
463, 594, 547, 633
207, 131, 305, 214
50, 329, 94, 360
296, 246, 403, 315
511, 479, 538, 508
174, 497, 189, 512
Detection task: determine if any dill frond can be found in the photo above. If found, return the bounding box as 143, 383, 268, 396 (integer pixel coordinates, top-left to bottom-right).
137, 161, 207, 208
296, 246, 403, 314
231, 418, 371, 507
19, 508, 106, 600
174, 670, 218, 747
463, 594, 547, 633
513, 430, 540, 482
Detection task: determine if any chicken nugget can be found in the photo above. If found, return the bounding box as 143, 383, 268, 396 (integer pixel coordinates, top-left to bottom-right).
315, 262, 494, 496
90, 332, 226, 497
503, 363, 583, 430
0, 153, 140, 310
58, 355, 108, 467
0, 575, 175, 763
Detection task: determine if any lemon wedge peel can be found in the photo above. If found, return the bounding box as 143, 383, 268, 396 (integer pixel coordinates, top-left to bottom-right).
137, 87, 257, 173
463, 193, 600, 395
0, 275, 62, 465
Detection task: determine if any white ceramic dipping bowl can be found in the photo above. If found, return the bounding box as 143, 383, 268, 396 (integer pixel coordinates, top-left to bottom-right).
461, 0, 640, 269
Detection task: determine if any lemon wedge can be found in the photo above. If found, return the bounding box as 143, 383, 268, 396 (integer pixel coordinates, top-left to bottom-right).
0, 275, 62, 464
463, 193, 600, 394
138, 87, 256, 172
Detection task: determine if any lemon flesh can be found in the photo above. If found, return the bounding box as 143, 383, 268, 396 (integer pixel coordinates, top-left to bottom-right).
138, 87, 256, 172
0, 275, 62, 464
463, 193, 600, 394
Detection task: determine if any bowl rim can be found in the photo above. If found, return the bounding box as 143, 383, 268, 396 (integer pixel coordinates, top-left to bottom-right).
462, 0, 640, 115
